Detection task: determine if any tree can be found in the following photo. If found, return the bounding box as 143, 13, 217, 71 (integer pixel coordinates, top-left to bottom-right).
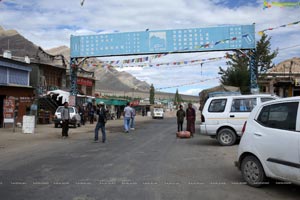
149, 84, 155, 104
219, 51, 250, 93
174, 89, 182, 107
254, 33, 278, 75
219, 33, 278, 94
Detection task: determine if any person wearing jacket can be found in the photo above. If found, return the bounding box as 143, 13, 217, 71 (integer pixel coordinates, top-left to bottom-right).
94, 102, 107, 143
61, 102, 70, 138
176, 105, 185, 132
186, 103, 196, 137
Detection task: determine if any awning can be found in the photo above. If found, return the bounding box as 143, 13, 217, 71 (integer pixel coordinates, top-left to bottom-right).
96, 98, 128, 106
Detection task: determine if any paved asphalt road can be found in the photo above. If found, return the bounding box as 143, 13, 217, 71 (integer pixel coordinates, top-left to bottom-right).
0, 117, 299, 200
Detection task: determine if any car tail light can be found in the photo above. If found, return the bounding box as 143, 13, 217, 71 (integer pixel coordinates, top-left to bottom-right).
241, 121, 247, 136
201, 114, 205, 123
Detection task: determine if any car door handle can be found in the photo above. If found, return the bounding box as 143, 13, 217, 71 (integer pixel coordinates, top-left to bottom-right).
230, 115, 235, 118
254, 132, 262, 137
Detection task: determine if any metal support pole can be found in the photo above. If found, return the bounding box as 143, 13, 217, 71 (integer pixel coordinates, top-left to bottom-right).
250, 49, 259, 94
70, 57, 78, 105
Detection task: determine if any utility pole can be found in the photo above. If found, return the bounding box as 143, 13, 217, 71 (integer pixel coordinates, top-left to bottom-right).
70, 57, 89, 106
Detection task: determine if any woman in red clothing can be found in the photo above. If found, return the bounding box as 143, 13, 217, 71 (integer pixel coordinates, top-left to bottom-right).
186, 103, 196, 137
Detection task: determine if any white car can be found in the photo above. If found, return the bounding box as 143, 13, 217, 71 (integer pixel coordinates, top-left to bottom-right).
152, 107, 164, 119
236, 97, 300, 187
200, 94, 277, 146
53, 106, 81, 128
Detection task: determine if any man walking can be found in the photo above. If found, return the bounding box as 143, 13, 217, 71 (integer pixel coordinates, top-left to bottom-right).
94, 102, 107, 143
130, 106, 136, 130
123, 102, 132, 133
61, 102, 70, 138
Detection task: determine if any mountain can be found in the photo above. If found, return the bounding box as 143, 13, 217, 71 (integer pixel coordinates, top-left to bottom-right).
0, 26, 39, 58
46, 46, 150, 92
0, 26, 150, 92
0, 26, 64, 67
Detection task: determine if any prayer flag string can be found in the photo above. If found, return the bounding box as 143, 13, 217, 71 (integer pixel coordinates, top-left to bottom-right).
258, 20, 300, 36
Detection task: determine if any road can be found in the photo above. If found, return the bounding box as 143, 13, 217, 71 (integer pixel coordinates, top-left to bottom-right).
0, 117, 299, 200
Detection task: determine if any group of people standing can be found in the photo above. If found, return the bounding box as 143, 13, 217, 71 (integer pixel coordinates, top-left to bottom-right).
176, 103, 196, 137
61, 101, 196, 142
61, 101, 137, 142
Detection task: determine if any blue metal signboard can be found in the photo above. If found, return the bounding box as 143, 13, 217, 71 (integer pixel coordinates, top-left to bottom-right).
70, 24, 255, 58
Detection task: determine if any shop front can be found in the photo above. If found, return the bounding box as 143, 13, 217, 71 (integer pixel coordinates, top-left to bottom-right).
0, 57, 34, 128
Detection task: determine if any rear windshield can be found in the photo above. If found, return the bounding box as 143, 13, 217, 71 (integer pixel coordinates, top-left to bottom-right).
56, 107, 74, 113
208, 99, 227, 112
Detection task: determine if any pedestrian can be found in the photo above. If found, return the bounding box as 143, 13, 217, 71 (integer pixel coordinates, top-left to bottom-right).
78, 105, 85, 125
61, 102, 70, 138
116, 107, 121, 119
94, 102, 107, 143
89, 104, 95, 124
84, 104, 89, 124
186, 103, 196, 137
176, 105, 185, 132
123, 102, 132, 133
30, 99, 38, 127
142, 108, 145, 117
130, 106, 136, 130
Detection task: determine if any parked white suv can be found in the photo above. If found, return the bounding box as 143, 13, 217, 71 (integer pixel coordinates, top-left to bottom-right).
53, 106, 81, 128
236, 97, 300, 187
200, 94, 277, 146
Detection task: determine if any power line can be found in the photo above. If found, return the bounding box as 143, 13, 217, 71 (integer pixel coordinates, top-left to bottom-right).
156, 77, 219, 90
278, 44, 300, 51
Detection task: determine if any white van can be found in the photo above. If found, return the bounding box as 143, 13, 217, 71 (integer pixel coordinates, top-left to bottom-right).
152, 107, 164, 119
200, 94, 278, 146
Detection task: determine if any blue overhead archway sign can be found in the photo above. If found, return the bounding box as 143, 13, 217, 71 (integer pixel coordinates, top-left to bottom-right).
71, 25, 255, 57
69, 24, 257, 103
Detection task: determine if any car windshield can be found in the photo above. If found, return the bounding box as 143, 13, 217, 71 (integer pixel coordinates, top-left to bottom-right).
56, 106, 74, 113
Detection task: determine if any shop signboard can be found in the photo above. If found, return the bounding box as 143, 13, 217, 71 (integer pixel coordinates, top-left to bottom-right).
4, 97, 15, 123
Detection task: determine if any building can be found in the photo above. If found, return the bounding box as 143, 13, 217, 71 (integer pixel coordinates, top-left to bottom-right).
258, 58, 300, 97
73, 68, 95, 97
30, 49, 68, 97
0, 56, 34, 127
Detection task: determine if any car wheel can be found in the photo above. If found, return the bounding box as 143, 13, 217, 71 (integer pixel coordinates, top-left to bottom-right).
217, 128, 236, 146
54, 123, 58, 128
241, 155, 267, 187
78, 123, 81, 127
